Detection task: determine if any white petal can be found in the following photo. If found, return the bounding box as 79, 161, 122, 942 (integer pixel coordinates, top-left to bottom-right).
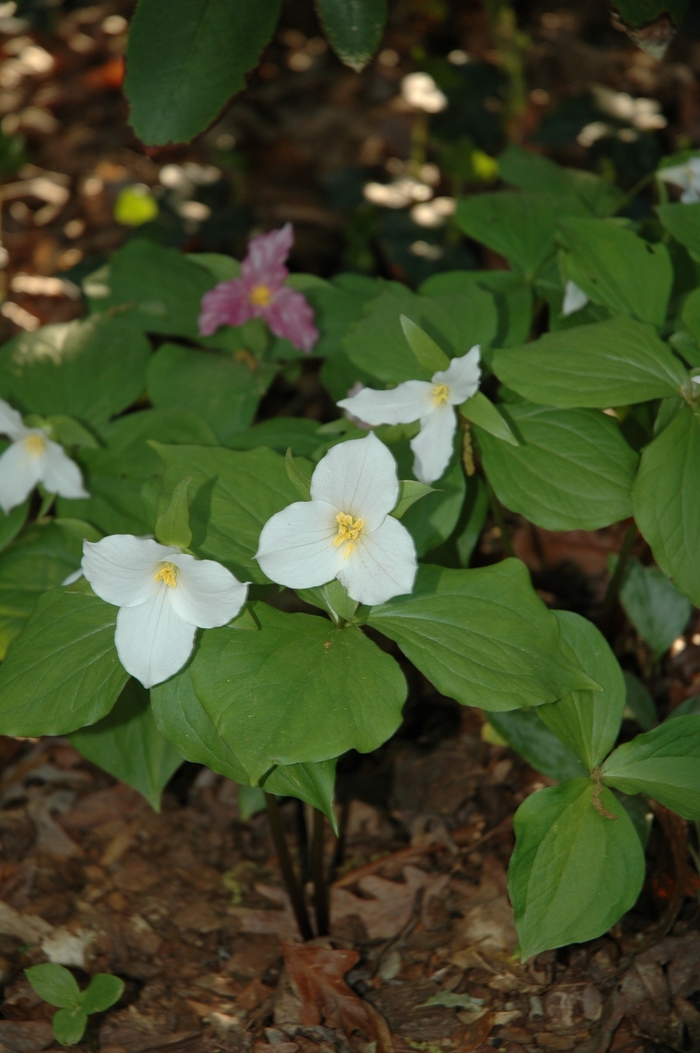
255, 500, 345, 589
658, 164, 690, 189
167, 552, 248, 628
82, 535, 179, 608
681, 187, 700, 204
115, 592, 196, 688
61, 568, 83, 586
0, 399, 28, 440
338, 515, 417, 606
410, 404, 457, 484
433, 346, 481, 405
310, 432, 400, 529
0, 440, 42, 513
39, 439, 89, 499
562, 280, 589, 316
337, 380, 434, 426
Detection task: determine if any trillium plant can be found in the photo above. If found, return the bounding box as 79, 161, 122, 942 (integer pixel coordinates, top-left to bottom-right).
1, 143, 700, 963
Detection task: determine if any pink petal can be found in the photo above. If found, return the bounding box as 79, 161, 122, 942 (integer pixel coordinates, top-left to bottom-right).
264, 285, 319, 354
241, 223, 294, 289
198, 279, 254, 336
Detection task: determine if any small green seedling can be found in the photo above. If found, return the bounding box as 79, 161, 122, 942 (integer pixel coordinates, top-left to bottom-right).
24, 963, 124, 1046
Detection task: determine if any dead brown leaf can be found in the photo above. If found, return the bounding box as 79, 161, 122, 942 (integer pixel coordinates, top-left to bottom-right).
331, 865, 437, 940
282, 943, 378, 1042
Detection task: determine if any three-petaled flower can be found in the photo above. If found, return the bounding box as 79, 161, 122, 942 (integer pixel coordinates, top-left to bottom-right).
82, 535, 248, 688
198, 223, 319, 353
255, 433, 417, 606
337, 347, 481, 485
657, 158, 700, 203
0, 398, 88, 514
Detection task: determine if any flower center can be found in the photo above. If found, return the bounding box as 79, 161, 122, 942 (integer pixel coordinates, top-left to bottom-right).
432, 383, 450, 406
332, 512, 365, 557
153, 561, 178, 588
24, 434, 46, 456
250, 284, 272, 307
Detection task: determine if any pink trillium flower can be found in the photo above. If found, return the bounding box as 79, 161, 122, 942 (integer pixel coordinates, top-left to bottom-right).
198, 223, 319, 353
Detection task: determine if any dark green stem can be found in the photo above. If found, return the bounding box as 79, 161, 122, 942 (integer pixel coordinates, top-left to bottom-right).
295, 798, 311, 886
264, 793, 313, 941
611, 171, 657, 216
311, 809, 330, 937
487, 482, 515, 558
599, 520, 637, 623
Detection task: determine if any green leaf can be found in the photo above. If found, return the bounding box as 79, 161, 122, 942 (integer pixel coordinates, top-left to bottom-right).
238, 785, 266, 820
125, 0, 282, 145
602, 716, 700, 818
0, 588, 127, 736
624, 671, 657, 731
315, 0, 387, 70
155, 477, 192, 551
477, 403, 638, 531
285, 449, 312, 500
147, 343, 274, 443
225, 417, 325, 458
617, 555, 692, 659
322, 579, 358, 623
191, 602, 407, 783
392, 479, 435, 519
153, 444, 303, 584
455, 191, 587, 279
508, 778, 645, 960
400, 315, 449, 372
0, 522, 83, 660
47, 416, 99, 449
668, 696, 700, 718
632, 405, 700, 605
498, 144, 624, 216
0, 315, 150, 428
186, 252, 241, 282
558, 218, 673, 326
81, 974, 124, 1015
264, 758, 338, 832
656, 202, 700, 261
52, 1007, 88, 1047
493, 316, 689, 408
24, 965, 81, 1010
460, 392, 517, 445
71, 679, 182, 812
367, 561, 598, 712
614, 0, 687, 30
537, 611, 626, 771
421, 269, 534, 348
393, 439, 465, 556
487, 709, 587, 782
0, 501, 28, 557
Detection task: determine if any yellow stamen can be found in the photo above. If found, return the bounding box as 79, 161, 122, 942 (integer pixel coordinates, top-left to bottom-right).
432, 383, 450, 406
153, 561, 178, 588
250, 284, 272, 307
24, 434, 46, 456
332, 511, 365, 557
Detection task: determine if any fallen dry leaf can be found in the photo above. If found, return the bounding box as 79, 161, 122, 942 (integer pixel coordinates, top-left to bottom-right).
331, 864, 438, 940
229, 884, 301, 942
281, 943, 378, 1042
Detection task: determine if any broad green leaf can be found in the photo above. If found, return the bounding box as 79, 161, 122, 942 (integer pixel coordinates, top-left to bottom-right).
602, 716, 700, 818
421, 269, 533, 348
71, 679, 183, 812
0, 588, 127, 736
155, 477, 192, 551
455, 475, 489, 566
392, 479, 435, 519
238, 785, 266, 820
344, 287, 497, 385
0, 501, 28, 557
400, 315, 449, 372
498, 144, 624, 216
493, 316, 689, 408
24, 965, 81, 1010
58, 409, 216, 536
617, 555, 692, 659
669, 696, 700, 718
624, 671, 657, 731
656, 202, 700, 261
285, 448, 312, 500
186, 253, 241, 282
52, 1007, 88, 1047
264, 758, 338, 832
191, 602, 407, 782
632, 405, 700, 605
0, 315, 150, 427
455, 191, 587, 279
396, 443, 465, 556
367, 561, 598, 712
477, 404, 638, 531
509, 778, 645, 960
460, 392, 517, 445
304, 273, 384, 362
487, 709, 587, 782
558, 218, 672, 325
147, 343, 274, 443
125, 0, 282, 145
316, 0, 387, 70
47, 416, 99, 449
614, 0, 687, 30
90, 240, 215, 337
225, 417, 325, 458
153, 444, 303, 583
538, 611, 626, 771
0, 522, 83, 659
81, 974, 124, 1015
322, 579, 359, 623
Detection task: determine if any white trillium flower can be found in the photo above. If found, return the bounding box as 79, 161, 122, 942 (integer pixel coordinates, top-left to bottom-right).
562, 280, 589, 316
255, 433, 417, 607
657, 158, 700, 203
337, 347, 481, 485
0, 397, 88, 513
82, 535, 248, 689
